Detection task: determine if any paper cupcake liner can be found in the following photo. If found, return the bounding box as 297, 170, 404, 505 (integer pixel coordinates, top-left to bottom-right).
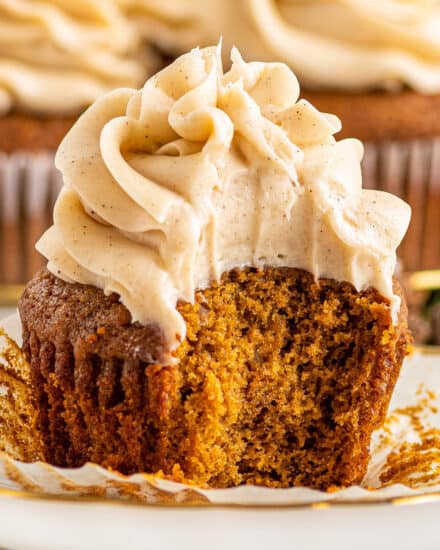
363, 139, 440, 272
0, 313, 440, 506
0, 152, 62, 285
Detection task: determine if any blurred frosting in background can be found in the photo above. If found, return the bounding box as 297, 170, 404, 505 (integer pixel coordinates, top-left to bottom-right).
117, 0, 440, 93
2, 0, 440, 114
0, 0, 160, 115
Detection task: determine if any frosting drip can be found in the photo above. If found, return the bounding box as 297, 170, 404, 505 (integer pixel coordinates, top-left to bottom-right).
119, 0, 440, 93
37, 45, 411, 352
0, 0, 158, 115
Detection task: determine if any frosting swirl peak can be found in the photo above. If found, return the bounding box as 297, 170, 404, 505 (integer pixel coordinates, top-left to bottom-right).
37, 45, 411, 353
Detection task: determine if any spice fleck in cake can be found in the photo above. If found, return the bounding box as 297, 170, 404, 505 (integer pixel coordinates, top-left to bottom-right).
17, 45, 412, 489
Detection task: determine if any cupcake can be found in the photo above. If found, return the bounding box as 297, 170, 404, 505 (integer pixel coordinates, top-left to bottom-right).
17, 45, 411, 489
0, 0, 160, 284
123, 0, 439, 272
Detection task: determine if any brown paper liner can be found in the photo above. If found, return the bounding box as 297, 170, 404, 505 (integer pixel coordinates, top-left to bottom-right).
0, 152, 61, 284
363, 139, 440, 272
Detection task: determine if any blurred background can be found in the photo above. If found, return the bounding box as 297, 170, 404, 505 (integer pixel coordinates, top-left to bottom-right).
0, 0, 439, 343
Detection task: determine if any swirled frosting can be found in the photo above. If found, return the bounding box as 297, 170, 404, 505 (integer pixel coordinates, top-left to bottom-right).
120, 0, 440, 93
37, 45, 411, 354
0, 0, 158, 115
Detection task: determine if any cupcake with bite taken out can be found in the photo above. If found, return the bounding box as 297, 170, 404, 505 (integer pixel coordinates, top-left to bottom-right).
16, 44, 411, 489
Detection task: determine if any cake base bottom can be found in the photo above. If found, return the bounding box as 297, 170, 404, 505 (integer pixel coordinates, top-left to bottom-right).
18, 267, 410, 489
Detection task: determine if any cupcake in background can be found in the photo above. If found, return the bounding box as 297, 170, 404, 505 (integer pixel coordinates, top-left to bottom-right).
0, 0, 159, 151
0, 0, 161, 284
124, 0, 440, 273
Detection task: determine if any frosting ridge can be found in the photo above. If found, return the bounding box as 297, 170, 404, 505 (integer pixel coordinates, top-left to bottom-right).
37, 45, 411, 352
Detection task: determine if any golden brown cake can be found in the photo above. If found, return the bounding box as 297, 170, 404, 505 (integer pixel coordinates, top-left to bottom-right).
14, 44, 412, 489
17, 268, 410, 489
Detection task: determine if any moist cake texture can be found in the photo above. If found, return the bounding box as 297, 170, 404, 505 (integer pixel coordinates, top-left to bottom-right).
19, 268, 410, 489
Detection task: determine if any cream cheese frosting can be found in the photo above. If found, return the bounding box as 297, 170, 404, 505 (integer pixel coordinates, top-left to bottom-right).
0, 0, 158, 115
37, 45, 411, 353
119, 0, 440, 93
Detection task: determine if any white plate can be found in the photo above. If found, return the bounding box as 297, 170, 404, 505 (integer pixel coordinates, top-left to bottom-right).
0, 493, 439, 550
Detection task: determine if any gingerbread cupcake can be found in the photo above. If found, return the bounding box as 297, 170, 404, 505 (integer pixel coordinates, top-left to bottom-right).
16, 45, 412, 489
